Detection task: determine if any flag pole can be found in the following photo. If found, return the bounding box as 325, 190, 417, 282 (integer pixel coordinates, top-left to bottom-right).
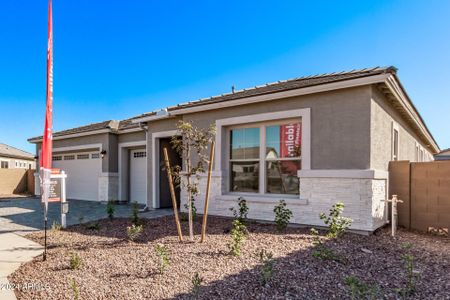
41, 0, 53, 261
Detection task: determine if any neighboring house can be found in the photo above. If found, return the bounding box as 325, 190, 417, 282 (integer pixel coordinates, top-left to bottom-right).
28, 67, 439, 233
0, 143, 36, 169
435, 148, 450, 160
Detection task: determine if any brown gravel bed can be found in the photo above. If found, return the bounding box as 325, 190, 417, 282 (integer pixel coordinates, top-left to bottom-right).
9, 216, 450, 300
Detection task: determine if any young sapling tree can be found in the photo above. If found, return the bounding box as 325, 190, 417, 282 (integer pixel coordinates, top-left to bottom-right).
171, 120, 215, 241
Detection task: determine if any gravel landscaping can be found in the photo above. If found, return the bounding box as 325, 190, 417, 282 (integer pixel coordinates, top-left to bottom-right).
9, 215, 450, 300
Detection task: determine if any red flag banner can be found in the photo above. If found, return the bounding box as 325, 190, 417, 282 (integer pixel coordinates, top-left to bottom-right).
40, 0, 53, 205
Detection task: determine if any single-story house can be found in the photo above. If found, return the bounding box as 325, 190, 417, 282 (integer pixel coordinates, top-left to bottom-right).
0, 143, 36, 169
434, 148, 450, 160
29, 67, 439, 233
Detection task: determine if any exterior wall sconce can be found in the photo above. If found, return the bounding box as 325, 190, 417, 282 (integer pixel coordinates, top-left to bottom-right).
100, 150, 107, 159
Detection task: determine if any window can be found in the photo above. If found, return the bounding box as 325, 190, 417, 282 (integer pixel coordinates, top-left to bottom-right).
230, 127, 260, 193
64, 155, 75, 160
393, 129, 399, 161
91, 153, 100, 159
229, 120, 301, 195
52, 156, 62, 161
77, 154, 89, 159
1, 161, 8, 169
133, 151, 147, 158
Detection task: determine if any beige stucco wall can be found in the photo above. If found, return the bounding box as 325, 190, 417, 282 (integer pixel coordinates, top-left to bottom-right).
370, 87, 434, 171
118, 131, 146, 144
35, 133, 110, 172
181, 86, 372, 170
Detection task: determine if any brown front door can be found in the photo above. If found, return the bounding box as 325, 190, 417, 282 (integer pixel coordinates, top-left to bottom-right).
159, 137, 182, 208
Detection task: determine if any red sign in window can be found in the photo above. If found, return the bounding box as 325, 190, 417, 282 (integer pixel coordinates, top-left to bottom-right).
280, 123, 301, 158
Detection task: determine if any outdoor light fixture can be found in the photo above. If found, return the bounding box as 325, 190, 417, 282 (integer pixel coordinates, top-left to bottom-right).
100, 150, 107, 159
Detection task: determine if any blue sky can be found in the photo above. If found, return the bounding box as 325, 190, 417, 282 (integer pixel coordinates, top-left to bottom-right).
1, 0, 449, 153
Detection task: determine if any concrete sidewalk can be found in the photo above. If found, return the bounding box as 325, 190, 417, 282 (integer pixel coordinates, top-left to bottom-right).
0, 233, 43, 300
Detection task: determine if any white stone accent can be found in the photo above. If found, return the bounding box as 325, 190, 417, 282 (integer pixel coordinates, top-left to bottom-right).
180, 171, 388, 233
98, 173, 119, 201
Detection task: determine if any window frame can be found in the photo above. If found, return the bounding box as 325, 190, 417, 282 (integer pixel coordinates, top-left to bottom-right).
227, 118, 301, 197
392, 122, 400, 161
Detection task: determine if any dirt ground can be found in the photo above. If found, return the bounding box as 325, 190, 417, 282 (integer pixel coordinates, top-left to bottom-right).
9, 216, 450, 300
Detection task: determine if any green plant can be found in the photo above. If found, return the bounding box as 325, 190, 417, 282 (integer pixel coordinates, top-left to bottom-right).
273, 200, 293, 231
256, 249, 275, 285
319, 202, 352, 238
183, 197, 197, 221
396, 245, 419, 298
51, 220, 62, 231
106, 200, 115, 220
154, 243, 170, 274
131, 201, 140, 225
229, 197, 249, 223
70, 279, 80, 300
69, 252, 82, 270
192, 272, 203, 299
85, 222, 100, 231
345, 276, 379, 300
310, 228, 343, 262
127, 224, 143, 241
228, 219, 247, 256
171, 120, 216, 241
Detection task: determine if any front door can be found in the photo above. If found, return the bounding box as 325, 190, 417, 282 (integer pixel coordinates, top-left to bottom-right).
159, 138, 182, 208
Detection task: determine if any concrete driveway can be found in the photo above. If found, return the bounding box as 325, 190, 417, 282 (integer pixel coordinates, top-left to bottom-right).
0, 197, 173, 299
0, 197, 173, 235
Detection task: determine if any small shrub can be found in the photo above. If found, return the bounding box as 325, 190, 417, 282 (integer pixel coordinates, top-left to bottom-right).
229, 197, 249, 222
192, 272, 203, 299
69, 252, 82, 270
70, 279, 80, 300
85, 222, 100, 231
131, 201, 140, 225
127, 224, 143, 241
228, 219, 247, 256
106, 200, 115, 220
345, 276, 379, 300
273, 200, 293, 231
310, 228, 344, 262
154, 243, 170, 274
396, 244, 419, 298
319, 202, 352, 238
256, 249, 275, 285
51, 220, 62, 231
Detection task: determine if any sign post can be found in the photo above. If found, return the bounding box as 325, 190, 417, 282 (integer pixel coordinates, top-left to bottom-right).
48, 170, 68, 228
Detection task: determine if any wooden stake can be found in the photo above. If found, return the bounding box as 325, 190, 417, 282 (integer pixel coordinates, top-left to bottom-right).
201, 141, 215, 243
163, 147, 183, 242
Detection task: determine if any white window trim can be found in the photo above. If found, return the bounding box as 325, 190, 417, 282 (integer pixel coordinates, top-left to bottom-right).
215, 108, 311, 172
226, 119, 302, 197
391, 122, 400, 161
215, 109, 311, 201
151, 130, 178, 209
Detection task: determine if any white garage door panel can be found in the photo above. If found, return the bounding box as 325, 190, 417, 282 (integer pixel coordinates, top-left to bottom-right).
130, 149, 147, 204
53, 154, 101, 201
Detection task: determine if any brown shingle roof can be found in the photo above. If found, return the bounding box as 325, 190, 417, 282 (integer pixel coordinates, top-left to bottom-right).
135, 66, 397, 119
0, 143, 35, 160
28, 66, 403, 142
28, 120, 119, 141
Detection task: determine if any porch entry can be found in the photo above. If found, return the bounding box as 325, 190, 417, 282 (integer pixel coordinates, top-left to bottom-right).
158, 137, 182, 208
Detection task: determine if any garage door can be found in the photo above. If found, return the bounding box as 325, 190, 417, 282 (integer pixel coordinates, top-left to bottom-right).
53, 152, 101, 201
130, 149, 147, 205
